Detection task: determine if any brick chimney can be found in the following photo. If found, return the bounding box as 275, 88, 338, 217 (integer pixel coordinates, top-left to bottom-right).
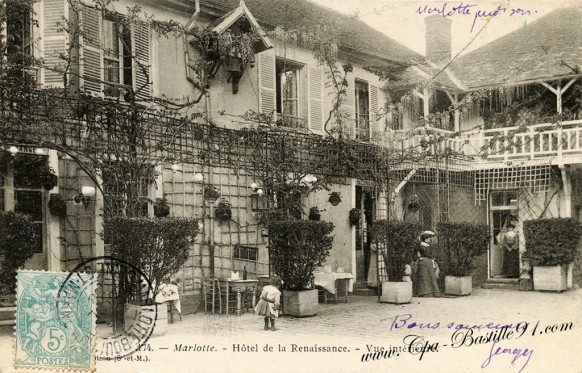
425, 15, 452, 64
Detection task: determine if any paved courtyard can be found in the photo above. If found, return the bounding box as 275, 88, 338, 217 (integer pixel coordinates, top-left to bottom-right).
1, 288, 581, 373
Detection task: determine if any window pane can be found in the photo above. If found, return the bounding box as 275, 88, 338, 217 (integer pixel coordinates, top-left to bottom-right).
15, 190, 43, 221
102, 20, 119, 58
14, 155, 46, 188
104, 59, 120, 84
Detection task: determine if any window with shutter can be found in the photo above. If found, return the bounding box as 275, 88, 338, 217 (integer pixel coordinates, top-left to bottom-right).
78, 7, 150, 101
308, 66, 324, 135
258, 49, 276, 120
42, 0, 69, 87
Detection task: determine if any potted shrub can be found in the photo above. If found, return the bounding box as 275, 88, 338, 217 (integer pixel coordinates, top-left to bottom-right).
215, 199, 232, 223
437, 222, 489, 296
371, 220, 420, 304
104, 217, 199, 335
308, 207, 321, 221
268, 219, 334, 317
348, 208, 361, 226
153, 198, 171, 218
0, 212, 39, 303
524, 218, 581, 292
39, 168, 58, 190
204, 185, 220, 202
48, 193, 67, 217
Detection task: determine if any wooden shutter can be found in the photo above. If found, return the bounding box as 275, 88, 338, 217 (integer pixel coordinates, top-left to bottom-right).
308, 66, 324, 135
343, 72, 355, 136
41, 0, 68, 87
370, 84, 379, 138
133, 21, 151, 101
79, 5, 102, 96
258, 49, 275, 119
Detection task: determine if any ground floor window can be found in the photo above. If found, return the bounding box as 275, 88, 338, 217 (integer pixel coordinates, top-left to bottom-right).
0, 153, 47, 253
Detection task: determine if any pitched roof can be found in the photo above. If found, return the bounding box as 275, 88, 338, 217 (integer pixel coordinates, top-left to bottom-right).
450, 6, 582, 89
388, 63, 465, 93
199, 0, 423, 66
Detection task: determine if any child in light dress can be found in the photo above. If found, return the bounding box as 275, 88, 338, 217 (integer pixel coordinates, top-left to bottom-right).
254, 276, 282, 331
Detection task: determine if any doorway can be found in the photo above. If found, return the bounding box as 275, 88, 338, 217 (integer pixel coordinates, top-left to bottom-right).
489, 190, 519, 278
355, 186, 374, 282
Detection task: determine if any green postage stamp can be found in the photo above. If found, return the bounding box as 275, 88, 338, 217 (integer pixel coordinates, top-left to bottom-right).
14, 270, 97, 371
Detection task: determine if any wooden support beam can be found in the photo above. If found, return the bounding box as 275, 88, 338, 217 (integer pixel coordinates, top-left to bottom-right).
562, 77, 577, 94
559, 165, 572, 217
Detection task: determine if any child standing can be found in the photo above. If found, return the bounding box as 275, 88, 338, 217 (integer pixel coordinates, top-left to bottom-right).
254, 276, 282, 331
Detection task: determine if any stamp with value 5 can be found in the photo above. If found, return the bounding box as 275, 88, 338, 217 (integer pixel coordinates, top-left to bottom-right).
14, 270, 97, 371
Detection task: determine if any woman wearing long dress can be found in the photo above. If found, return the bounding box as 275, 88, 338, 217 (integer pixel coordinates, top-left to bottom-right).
367, 243, 378, 288
413, 231, 441, 297
502, 224, 520, 278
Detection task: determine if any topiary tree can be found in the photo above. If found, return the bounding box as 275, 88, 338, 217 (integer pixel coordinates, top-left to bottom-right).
437, 222, 489, 277
0, 211, 40, 295
268, 220, 334, 291
104, 217, 199, 303
370, 220, 420, 282
524, 218, 582, 266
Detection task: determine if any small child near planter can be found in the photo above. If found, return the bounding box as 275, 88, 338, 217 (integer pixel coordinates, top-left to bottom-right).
255, 276, 283, 331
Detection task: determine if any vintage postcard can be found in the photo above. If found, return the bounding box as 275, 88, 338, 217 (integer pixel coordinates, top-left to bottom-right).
0, 0, 581, 372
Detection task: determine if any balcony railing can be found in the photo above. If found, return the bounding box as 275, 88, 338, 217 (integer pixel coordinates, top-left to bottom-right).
275, 113, 307, 130
390, 119, 582, 163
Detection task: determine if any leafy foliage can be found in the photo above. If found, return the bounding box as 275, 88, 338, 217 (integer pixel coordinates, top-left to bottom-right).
0, 211, 40, 294
437, 222, 489, 276
104, 217, 198, 302
153, 197, 170, 218
268, 220, 334, 291
524, 218, 582, 266
370, 220, 420, 282
348, 208, 361, 226
48, 194, 67, 217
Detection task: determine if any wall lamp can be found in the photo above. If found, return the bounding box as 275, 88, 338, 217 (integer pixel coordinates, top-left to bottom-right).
73, 186, 96, 209
250, 182, 267, 211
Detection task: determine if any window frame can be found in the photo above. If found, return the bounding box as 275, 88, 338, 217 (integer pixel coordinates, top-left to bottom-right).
101, 16, 133, 92
275, 58, 307, 128
354, 79, 371, 142
0, 153, 48, 254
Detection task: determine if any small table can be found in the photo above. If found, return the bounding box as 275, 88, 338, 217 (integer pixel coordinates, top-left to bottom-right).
154, 283, 181, 323
218, 279, 258, 316
313, 272, 354, 304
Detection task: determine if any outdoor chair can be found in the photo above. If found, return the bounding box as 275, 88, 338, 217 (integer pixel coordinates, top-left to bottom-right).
203, 278, 222, 314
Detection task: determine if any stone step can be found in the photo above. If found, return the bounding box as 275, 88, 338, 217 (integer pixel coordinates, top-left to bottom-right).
352, 281, 373, 290
352, 288, 377, 296
481, 280, 520, 290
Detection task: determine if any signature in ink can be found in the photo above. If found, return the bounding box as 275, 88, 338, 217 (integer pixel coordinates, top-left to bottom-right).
481, 339, 534, 373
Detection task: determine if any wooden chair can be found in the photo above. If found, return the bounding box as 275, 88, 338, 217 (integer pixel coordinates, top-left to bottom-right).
218, 281, 238, 315
203, 278, 222, 314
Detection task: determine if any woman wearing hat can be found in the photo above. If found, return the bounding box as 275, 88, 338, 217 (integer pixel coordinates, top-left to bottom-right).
413, 231, 441, 297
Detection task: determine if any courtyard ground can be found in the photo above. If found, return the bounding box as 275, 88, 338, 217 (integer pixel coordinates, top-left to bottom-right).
1, 288, 581, 373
